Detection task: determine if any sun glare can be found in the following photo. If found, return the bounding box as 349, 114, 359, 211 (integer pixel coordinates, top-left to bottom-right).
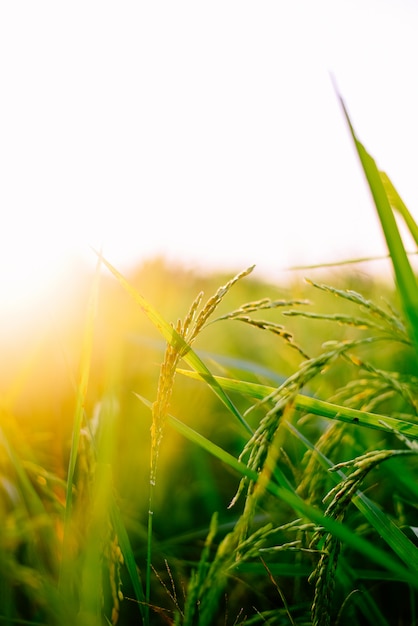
0, 236, 84, 337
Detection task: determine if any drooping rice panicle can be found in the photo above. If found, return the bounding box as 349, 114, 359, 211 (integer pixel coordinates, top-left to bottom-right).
150, 320, 183, 485
146, 320, 183, 619
145, 266, 261, 621
310, 448, 417, 626
303, 280, 408, 339
219, 315, 310, 359
283, 309, 405, 337
297, 422, 347, 507
211, 297, 310, 321
330, 356, 418, 415
347, 356, 417, 412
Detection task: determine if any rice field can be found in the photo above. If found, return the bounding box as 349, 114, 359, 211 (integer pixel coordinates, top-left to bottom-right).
0, 101, 417, 626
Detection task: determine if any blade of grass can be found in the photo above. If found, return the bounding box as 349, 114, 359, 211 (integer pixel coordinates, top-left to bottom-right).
286, 251, 418, 271
336, 93, 418, 355
59, 253, 101, 589
109, 502, 146, 622
177, 370, 418, 441
65, 254, 101, 520
380, 171, 418, 246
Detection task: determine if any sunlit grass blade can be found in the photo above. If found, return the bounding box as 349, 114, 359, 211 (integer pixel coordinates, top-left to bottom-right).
178, 370, 418, 440
337, 94, 418, 355
380, 171, 418, 246
286, 251, 418, 271
97, 251, 252, 433
65, 254, 101, 519
59, 253, 101, 590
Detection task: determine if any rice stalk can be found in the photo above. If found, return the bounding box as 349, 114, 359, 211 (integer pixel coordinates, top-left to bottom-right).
146, 322, 181, 621
99, 250, 253, 434
310, 448, 417, 626
145, 266, 258, 622
163, 403, 298, 625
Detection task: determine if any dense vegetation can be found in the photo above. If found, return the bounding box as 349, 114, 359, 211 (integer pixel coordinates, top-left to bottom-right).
0, 103, 417, 625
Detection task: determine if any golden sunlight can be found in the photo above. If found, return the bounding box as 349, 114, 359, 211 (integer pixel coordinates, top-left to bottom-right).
0, 232, 85, 338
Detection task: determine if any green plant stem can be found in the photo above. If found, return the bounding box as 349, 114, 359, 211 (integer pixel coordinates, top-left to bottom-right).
145, 483, 154, 625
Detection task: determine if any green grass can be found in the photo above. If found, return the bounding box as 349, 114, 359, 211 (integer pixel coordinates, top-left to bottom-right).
0, 101, 416, 625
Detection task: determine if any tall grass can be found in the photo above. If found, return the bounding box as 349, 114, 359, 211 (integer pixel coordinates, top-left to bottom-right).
0, 100, 416, 625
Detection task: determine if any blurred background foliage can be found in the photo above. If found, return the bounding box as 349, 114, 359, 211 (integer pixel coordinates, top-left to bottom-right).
0, 257, 415, 624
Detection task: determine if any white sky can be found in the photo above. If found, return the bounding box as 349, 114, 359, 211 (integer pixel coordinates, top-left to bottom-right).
1, 0, 417, 314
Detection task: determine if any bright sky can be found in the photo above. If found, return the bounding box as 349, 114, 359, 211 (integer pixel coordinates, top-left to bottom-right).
1, 1, 417, 318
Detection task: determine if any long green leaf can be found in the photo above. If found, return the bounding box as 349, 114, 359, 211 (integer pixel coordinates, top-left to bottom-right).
337, 96, 418, 355
380, 171, 418, 246
109, 500, 146, 622
178, 370, 418, 440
